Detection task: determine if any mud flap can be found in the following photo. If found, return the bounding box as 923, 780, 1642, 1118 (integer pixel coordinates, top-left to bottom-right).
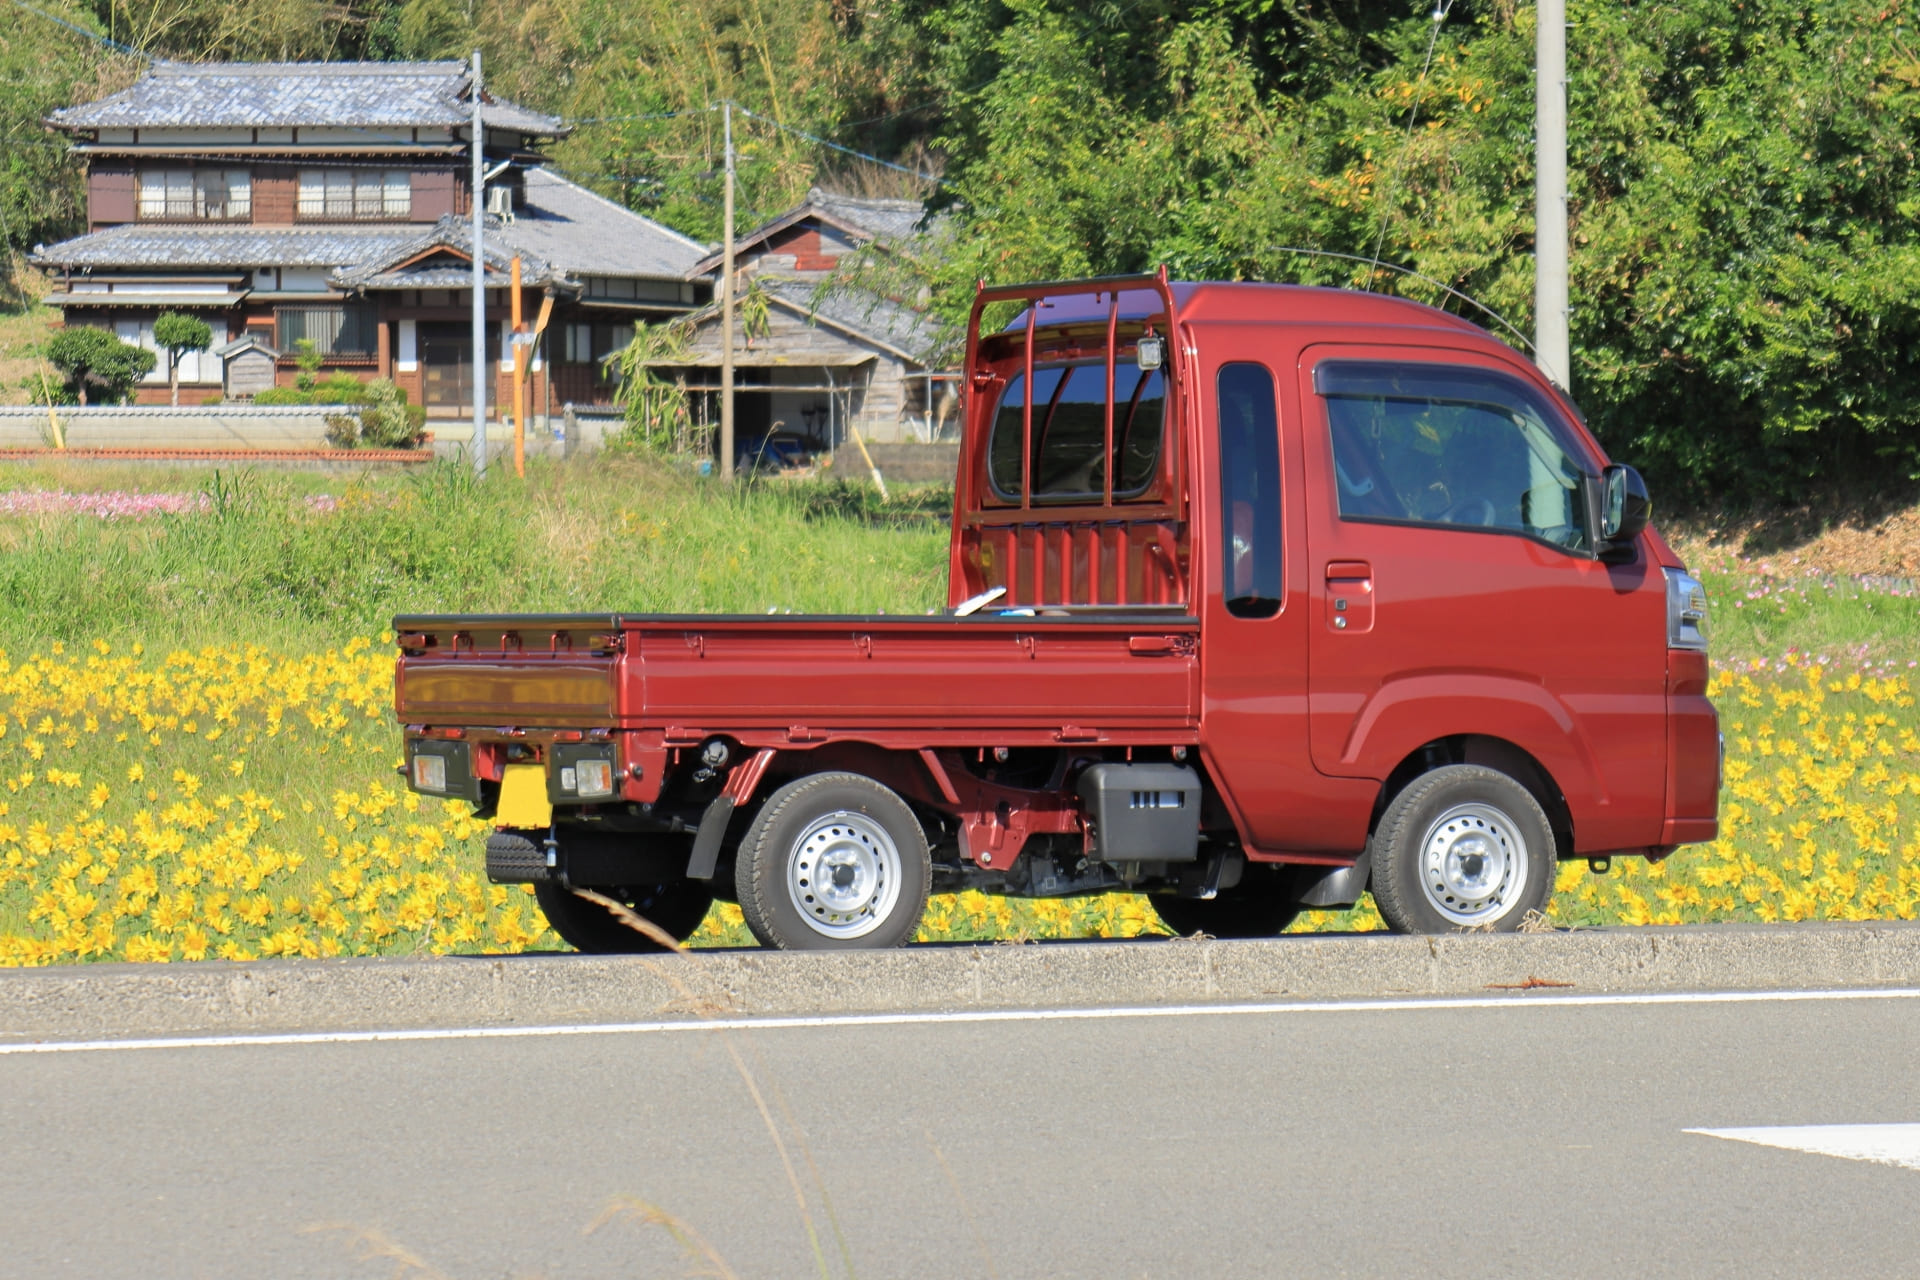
497, 764, 553, 830
685, 795, 735, 880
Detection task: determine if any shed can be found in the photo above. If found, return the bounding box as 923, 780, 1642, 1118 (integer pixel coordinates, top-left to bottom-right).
214, 332, 280, 399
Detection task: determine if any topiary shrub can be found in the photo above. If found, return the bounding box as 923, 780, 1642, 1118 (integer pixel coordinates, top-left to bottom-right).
44, 327, 155, 405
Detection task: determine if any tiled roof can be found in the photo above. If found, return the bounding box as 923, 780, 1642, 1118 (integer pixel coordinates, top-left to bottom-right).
806, 189, 935, 243
49, 60, 563, 135
511, 169, 709, 280
333, 171, 709, 288
32, 224, 420, 269
31, 171, 707, 288
689, 187, 945, 277
329, 218, 546, 289
764, 279, 953, 366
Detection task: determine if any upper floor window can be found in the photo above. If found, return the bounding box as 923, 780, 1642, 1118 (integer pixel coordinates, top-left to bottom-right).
137, 168, 250, 221
1316, 360, 1592, 552
298, 169, 411, 220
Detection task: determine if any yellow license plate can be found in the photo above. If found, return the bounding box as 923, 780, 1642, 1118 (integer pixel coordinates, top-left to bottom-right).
496, 763, 553, 829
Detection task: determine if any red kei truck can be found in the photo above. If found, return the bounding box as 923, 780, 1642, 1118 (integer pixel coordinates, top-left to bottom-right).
392, 271, 1720, 951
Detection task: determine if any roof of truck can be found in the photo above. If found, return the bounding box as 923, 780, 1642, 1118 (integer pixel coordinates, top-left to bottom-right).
1015, 281, 1497, 341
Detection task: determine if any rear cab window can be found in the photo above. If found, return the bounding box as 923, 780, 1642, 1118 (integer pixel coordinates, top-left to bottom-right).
986, 362, 1166, 503
1315, 361, 1594, 552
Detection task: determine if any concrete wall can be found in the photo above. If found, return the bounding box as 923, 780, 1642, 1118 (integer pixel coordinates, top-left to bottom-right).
832, 441, 960, 486
0, 405, 351, 451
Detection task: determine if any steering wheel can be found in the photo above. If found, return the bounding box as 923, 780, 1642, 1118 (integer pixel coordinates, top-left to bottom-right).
1440, 497, 1497, 527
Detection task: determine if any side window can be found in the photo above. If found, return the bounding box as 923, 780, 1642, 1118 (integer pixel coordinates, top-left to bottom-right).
1317, 361, 1591, 551
1217, 363, 1282, 619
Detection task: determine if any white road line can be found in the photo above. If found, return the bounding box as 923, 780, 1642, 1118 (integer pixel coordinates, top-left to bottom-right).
0, 985, 1917, 1056
1687, 1124, 1920, 1171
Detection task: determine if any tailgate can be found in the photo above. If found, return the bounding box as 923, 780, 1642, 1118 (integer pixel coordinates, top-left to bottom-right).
393, 615, 624, 725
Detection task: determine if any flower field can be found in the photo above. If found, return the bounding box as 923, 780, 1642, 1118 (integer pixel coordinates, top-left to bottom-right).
0, 637, 1914, 964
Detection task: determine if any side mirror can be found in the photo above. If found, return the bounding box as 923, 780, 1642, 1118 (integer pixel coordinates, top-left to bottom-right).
1597, 463, 1650, 552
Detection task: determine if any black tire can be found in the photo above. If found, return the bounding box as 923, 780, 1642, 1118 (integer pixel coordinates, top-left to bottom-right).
735, 772, 932, 950
533, 879, 715, 954
1149, 888, 1301, 938
1368, 764, 1554, 934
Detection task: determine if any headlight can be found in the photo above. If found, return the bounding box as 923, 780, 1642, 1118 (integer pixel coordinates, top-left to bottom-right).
1666, 567, 1709, 651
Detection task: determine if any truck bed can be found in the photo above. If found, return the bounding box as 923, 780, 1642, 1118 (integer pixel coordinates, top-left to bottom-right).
393, 611, 1200, 744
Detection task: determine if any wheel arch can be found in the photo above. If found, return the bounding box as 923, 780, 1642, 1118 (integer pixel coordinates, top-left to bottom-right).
1372, 734, 1575, 861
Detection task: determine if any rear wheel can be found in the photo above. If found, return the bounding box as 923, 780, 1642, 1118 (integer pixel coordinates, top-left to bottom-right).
1368, 764, 1554, 934
533, 879, 715, 954
735, 772, 932, 950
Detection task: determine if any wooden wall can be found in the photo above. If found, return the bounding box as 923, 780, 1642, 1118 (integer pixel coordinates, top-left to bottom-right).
87, 166, 135, 227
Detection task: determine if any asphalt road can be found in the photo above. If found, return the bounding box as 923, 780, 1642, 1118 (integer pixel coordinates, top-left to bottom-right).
4, 990, 1919, 1279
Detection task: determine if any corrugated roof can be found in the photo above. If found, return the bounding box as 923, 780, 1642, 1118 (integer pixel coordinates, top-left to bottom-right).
32, 224, 420, 269
49, 60, 563, 135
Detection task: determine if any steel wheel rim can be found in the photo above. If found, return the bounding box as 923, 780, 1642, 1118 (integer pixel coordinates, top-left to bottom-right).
1418, 802, 1527, 926
786, 810, 902, 940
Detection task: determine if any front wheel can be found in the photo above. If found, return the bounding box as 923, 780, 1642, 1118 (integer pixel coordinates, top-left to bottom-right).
735, 772, 932, 950
1368, 764, 1554, 934
533, 879, 715, 954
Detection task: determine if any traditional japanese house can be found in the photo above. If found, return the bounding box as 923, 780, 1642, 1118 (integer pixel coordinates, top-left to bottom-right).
655, 188, 959, 454
33, 60, 711, 418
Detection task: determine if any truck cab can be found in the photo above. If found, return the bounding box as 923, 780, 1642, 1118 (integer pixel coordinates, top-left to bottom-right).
393, 271, 1720, 949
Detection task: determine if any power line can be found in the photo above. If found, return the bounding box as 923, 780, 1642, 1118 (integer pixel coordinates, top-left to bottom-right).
561, 108, 704, 126
8, 0, 145, 58
734, 105, 944, 185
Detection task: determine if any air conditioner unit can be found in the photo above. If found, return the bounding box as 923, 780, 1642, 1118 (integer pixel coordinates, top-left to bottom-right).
485, 185, 514, 222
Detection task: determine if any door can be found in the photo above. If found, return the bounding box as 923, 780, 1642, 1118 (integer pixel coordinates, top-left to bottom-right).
1298, 345, 1669, 851
418, 322, 475, 412
1193, 343, 1378, 855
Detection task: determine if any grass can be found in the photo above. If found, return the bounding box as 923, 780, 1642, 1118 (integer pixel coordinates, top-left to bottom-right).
0, 287, 59, 409
0, 453, 1916, 962
0, 455, 951, 654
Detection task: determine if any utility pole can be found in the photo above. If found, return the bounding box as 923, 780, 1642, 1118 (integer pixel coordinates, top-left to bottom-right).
1534, 0, 1570, 392
470, 49, 489, 478
719, 100, 736, 480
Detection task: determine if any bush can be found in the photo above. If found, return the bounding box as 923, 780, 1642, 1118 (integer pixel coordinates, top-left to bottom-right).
43, 326, 154, 404
318, 379, 426, 449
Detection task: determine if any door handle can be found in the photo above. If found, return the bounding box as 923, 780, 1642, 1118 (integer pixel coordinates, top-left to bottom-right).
1323, 562, 1375, 633
1129, 635, 1193, 656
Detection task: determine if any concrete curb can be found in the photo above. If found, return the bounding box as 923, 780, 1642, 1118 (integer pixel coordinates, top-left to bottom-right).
5, 920, 1920, 1043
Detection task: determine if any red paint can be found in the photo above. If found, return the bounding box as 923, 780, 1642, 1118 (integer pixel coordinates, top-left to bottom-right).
395, 276, 1719, 877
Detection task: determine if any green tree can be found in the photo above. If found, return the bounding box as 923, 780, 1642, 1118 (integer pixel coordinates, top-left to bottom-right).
152, 311, 212, 406
44, 325, 155, 404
